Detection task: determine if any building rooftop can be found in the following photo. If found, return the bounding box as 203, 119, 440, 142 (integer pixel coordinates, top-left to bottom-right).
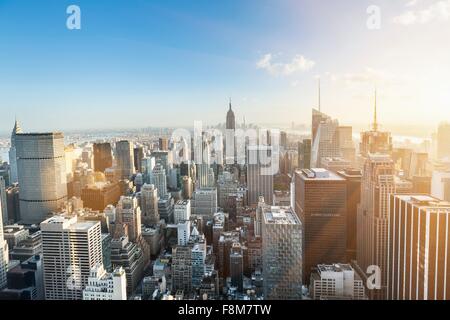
263, 206, 300, 225
298, 168, 344, 181
395, 194, 450, 209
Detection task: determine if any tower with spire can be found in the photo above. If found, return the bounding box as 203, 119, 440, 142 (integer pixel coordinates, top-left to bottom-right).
8, 118, 23, 184
359, 90, 393, 157
226, 99, 236, 131
372, 89, 378, 132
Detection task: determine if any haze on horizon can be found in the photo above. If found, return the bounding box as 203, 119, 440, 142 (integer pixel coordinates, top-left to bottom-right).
1, 0, 449, 132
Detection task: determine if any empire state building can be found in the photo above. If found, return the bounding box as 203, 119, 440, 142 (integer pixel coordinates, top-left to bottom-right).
226, 100, 235, 130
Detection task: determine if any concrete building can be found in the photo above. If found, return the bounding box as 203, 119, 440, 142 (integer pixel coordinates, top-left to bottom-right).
93, 142, 113, 173
9, 230, 42, 262
431, 170, 450, 201
82, 264, 127, 300
140, 184, 160, 225
81, 182, 121, 211
298, 139, 311, 169
309, 263, 366, 300
110, 236, 144, 295
356, 154, 395, 299
192, 188, 217, 217
116, 140, 135, 180
387, 195, 450, 300
158, 194, 174, 224
8, 120, 22, 185
151, 164, 167, 198
294, 168, 347, 284
247, 146, 274, 206
337, 168, 362, 262
0, 254, 44, 300
0, 197, 7, 289
229, 242, 244, 292
172, 245, 192, 293
311, 109, 340, 168
116, 196, 141, 242
322, 157, 351, 173
174, 200, 191, 224
261, 206, 302, 300
41, 216, 103, 300
16, 132, 68, 224
177, 220, 191, 246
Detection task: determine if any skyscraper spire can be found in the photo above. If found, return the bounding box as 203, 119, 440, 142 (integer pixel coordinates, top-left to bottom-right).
372, 89, 378, 132
229, 97, 232, 110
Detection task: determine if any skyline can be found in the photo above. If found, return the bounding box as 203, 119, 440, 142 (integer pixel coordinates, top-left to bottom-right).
1, 0, 450, 131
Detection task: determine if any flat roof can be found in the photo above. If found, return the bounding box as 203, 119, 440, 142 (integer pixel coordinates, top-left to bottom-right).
263, 206, 301, 225
297, 168, 345, 181
394, 194, 450, 209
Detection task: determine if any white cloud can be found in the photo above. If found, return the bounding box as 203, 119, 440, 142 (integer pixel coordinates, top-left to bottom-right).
394, 0, 450, 25
256, 53, 315, 76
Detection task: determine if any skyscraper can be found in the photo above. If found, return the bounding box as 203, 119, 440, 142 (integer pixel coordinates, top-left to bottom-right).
93, 142, 113, 173
191, 188, 218, 217
356, 154, 395, 299
41, 215, 103, 300
226, 100, 236, 130
387, 195, 450, 300
337, 126, 355, 164
133, 145, 144, 172
261, 206, 302, 300
159, 137, 169, 151
140, 184, 160, 225
337, 168, 362, 262
298, 139, 311, 169
16, 132, 68, 224
247, 146, 274, 206
294, 168, 347, 284
172, 245, 192, 293
116, 196, 142, 242
0, 196, 7, 289
8, 119, 22, 185
311, 109, 340, 168
359, 91, 393, 158
151, 164, 167, 198
229, 242, 244, 292
116, 140, 135, 180
437, 122, 450, 160
0, 177, 8, 225
174, 200, 191, 224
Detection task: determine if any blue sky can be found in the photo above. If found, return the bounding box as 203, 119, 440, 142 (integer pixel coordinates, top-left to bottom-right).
0, 0, 449, 132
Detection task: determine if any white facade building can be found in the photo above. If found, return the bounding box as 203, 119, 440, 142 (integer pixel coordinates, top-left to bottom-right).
151, 164, 167, 198
83, 264, 127, 300
174, 200, 191, 224
41, 215, 103, 300
309, 263, 366, 300
177, 220, 191, 246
